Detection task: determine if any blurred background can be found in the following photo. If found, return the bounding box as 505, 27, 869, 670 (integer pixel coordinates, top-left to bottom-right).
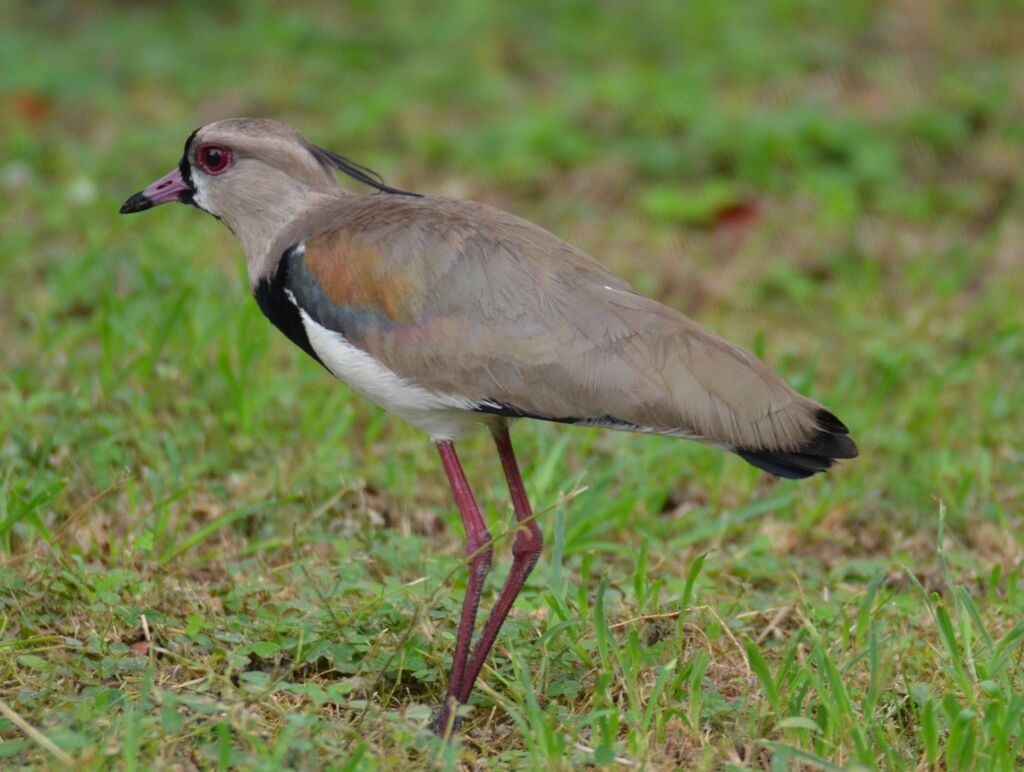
1, 0, 1022, 767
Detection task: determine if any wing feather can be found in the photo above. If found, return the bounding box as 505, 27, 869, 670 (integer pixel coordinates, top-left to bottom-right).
269, 194, 856, 466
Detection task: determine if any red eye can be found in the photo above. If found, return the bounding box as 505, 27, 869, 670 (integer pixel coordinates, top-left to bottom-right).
196, 144, 232, 174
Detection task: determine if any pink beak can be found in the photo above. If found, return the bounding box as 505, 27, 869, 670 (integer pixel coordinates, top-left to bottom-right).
120, 166, 192, 214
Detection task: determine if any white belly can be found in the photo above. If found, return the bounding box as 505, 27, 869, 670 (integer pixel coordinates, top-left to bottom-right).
297, 306, 485, 441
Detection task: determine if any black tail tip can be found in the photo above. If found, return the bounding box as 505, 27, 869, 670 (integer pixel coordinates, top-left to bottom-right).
815, 408, 851, 436
736, 409, 858, 480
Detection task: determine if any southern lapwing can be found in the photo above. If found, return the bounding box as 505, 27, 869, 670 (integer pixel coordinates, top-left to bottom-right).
120, 118, 858, 736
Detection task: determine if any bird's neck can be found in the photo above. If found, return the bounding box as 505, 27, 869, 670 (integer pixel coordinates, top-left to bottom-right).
225, 186, 342, 282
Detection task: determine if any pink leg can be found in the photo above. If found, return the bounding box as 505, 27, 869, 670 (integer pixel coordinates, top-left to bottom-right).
457, 424, 543, 704
433, 441, 493, 737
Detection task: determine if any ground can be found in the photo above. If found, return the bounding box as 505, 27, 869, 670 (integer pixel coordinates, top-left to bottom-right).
1, 1, 1022, 769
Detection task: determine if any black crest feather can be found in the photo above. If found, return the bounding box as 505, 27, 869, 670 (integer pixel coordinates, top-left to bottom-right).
310, 145, 421, 197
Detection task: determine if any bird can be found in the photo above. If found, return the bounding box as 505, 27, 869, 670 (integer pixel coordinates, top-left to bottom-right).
120, 118, 858, 737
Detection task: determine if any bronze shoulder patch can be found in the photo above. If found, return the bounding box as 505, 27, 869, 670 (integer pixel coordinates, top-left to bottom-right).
302, 231, 422, 324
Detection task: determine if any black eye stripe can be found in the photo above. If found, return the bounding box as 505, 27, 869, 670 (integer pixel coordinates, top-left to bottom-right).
178, 127, 200, 192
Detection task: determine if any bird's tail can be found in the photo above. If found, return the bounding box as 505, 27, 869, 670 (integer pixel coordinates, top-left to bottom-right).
734, 408, 858, 479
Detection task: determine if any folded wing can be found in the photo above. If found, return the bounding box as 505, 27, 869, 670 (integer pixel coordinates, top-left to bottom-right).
271, 195, 857, 477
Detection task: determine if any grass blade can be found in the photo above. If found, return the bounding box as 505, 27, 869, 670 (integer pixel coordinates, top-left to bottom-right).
159, 500, 274, 564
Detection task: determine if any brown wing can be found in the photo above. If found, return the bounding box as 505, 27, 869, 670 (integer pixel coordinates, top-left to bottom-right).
277, 194, 856, 476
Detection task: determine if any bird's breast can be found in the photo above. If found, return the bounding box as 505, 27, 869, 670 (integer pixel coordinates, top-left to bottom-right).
295, 303, 485, 441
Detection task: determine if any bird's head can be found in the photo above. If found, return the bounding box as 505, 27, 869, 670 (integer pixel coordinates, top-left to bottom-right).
120, 118, 348, 218
120, 118, 417, 261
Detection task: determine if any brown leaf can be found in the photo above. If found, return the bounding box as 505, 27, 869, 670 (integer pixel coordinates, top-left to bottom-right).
10, 91, 53, 126
713, 199, 760, 229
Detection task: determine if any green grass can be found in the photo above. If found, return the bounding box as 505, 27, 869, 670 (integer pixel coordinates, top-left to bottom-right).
2, 0, 1023, 768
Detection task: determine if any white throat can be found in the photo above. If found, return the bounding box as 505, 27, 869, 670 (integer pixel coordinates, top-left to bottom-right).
191, 171, 336, 279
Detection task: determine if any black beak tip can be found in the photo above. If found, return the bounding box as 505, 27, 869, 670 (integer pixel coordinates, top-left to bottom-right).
119, 192, 153, 215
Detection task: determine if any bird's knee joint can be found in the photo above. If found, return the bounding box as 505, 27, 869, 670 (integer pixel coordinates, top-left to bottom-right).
472, 554, 492, 583
512, 528, 543, 561
467, 538, 493, 577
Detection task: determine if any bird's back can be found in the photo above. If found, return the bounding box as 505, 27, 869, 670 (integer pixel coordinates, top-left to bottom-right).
271, 194, 857, 476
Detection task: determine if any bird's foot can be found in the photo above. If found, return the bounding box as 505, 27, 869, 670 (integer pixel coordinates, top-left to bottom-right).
431, 700, 463, 739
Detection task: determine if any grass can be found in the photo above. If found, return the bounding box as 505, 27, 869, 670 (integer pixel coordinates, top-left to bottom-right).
1, 0, 1023, 768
